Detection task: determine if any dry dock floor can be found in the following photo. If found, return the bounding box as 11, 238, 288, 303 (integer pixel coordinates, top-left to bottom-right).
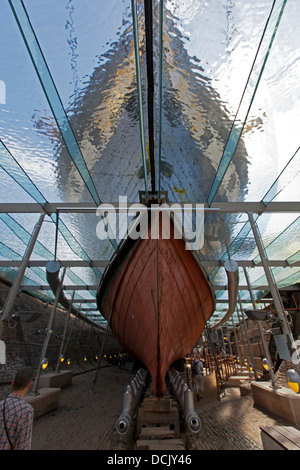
6, 366, 290, 451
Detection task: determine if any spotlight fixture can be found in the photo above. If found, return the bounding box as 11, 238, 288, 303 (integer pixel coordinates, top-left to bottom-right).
249, 363, 254, 371
244, 309, 273, 321
287, 369, 300, 394
60, 355, 65, 363
42, 358, 48, 370
83, 355, 87, 362
67, 358, 71, 366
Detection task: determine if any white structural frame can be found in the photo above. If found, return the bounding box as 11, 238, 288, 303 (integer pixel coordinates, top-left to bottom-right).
0, 201, 299, 329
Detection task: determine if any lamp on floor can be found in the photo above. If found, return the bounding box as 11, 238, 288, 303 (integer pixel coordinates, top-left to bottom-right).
42, 357, 48, 370
287, 369, 300, 394
262, 358, 269, 371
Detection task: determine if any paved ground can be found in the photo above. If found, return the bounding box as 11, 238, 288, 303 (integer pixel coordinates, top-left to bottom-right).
190, 387, 289, 450
30, 366, 136, 450
11, 366, 289, 451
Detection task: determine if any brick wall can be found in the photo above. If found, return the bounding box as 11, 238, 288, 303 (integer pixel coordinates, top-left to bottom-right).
0, 282, 119, 384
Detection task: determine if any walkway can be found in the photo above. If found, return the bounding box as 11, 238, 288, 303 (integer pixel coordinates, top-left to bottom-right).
25, 366, 290, 451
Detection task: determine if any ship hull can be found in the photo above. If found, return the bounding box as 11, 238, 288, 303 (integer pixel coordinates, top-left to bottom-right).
97, 213, 215, 396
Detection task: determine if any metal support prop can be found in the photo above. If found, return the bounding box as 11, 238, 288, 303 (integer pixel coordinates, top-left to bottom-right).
231, 318, 243, 372
200, 303, 224, 387
237, 294, 258, 381
63, 307, 80, 355
76, 318, 85, 343
248, 212, 300, 371
243, 266, 277, 388
55, 290, 75, 372
0, 213, 45, 340
221, 326, 226, 350
211, 259, 239, 329
92, 309, 113, 392
167, 367, 201, 433
116, 368, 149, 436
32, 268, 66, 394
226, 325, 233, 355
235, 303, 252, 372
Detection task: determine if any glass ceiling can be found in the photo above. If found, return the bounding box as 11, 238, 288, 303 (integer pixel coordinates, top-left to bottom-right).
0, 0, 299, 328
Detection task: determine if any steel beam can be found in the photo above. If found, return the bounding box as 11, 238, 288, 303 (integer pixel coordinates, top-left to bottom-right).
32, 268, 66, 394
0, 201, 299, 214
55, 291, 75, 372
0, 258, 298, 268
14, 283, 293, 292
0, 259, 110, 268
211, 259, 239, 329
243, 266, 277, 388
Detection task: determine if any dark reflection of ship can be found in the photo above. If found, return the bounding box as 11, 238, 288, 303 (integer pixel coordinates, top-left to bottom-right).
33, 3, 249, 263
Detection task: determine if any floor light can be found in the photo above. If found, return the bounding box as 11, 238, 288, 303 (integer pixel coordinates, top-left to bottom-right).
287, 369, 300, 394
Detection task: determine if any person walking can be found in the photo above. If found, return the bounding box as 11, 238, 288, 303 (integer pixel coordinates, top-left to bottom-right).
0, 368, 34, 450
192, 354, 204, 401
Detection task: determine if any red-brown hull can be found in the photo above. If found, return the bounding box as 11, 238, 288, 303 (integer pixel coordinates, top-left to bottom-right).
97, 215, 215, 396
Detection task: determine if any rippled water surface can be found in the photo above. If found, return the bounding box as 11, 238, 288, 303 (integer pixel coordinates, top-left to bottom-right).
0, 0, 299, 306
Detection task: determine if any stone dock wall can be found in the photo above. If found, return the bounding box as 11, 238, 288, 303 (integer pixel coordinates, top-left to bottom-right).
0, 282, 118, 383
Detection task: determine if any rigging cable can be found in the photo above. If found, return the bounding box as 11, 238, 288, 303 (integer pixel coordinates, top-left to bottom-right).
144, 0, 156, 192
